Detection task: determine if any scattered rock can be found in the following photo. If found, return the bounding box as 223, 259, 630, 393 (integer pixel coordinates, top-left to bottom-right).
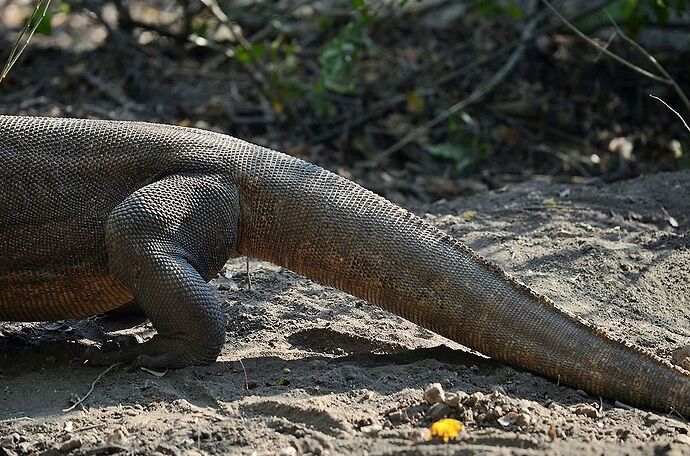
455, 391, 469, 404
276, 447, 297, 456
426, 403, 451, 422
181, 451, 205, 456
216, 275, 239, 291
573, 404, 599, 419
388, 410, 403, 424
156, 443, 182, 456
423, 383, 445, 405
485, 405, 504, 421
0, 433, 20, 447
16, 443, 33, 454
106, 429, 129, 446
460, 408, 474, 424
297, 438, 324, 456
674, 434, 690, 446
360, 423, 382, 437
444, 393, 460, 408
548, 425, 557, 440
465, 392, 485, 407
497, 411, 519, 427
516, 413, 532, 427
59, 437, 82, 452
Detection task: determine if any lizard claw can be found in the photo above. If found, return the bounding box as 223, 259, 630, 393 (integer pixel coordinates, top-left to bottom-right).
83, 334, 142, 366
128, 354, 173, 373
84, 335, 198, 369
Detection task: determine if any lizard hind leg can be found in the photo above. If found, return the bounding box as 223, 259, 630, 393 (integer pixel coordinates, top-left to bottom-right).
97, 173, 241, 369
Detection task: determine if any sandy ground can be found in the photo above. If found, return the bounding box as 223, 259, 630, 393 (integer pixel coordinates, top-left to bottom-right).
1, 171, 689, 455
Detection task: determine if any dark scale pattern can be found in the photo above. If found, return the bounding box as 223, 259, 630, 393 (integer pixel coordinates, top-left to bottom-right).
0, 115, 688, 412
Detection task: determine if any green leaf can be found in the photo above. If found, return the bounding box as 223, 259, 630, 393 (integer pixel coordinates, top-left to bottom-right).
318, 20, 374, 94
427, 143, 474, 173
235, 43, 264, 64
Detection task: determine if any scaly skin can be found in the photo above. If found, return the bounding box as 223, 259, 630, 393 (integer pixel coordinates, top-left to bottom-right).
0, 115, 688, 415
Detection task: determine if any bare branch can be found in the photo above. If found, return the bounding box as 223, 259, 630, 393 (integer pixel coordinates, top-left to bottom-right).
604, 10, 690, 117
650, 94, 690, 134
377, 10, 541, 160
540, 0, 671, 84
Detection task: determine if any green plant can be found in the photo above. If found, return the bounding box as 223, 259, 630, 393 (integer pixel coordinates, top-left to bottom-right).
470, 0, 525, 19
310, 0, 376, 120
318, 19, 374, 94
614, 0, 690, 33
428, 113, 489, 174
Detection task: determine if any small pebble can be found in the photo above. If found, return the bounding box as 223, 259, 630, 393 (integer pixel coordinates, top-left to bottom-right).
423, 383, 445, 405
276, 447, 297, 456
573, 404, 599, 419
460, 408, 474, 424
106, 429, 129, 446
444, 393, 460, 408
156, 443, 182, 456
497, 411, 519, 427
516, 413, 531, 426
59, 437, 82, 452
182, 451, 205, 456
465, 391, 485, 406
361, 423, 382, 437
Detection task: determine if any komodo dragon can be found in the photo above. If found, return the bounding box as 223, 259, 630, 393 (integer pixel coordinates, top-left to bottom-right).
0, 115, 688, 416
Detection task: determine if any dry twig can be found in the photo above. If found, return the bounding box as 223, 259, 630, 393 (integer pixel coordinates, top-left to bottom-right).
198, 0, 309, 133
650, 95, 690, 134
238, 359, 250, 392
604, 10, 690, 116
377, 10, 541, 160
245, 257, 252, 291
541, 0, 690, 116
541, 0, 668, 83
63, 363, 121, 412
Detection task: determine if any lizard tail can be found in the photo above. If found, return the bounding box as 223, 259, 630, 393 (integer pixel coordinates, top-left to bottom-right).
234, 147, 690, 416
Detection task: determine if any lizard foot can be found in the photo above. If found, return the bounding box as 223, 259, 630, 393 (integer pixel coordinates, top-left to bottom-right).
84, 335, 204, 369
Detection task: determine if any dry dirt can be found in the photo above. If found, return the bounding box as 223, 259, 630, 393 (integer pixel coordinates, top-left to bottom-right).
1, 170, 689, 456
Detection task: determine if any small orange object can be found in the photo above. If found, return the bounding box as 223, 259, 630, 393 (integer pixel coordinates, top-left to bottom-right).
428, 418, 464, 442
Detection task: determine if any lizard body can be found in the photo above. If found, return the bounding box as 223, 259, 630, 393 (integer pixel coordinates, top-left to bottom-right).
1, 115, 688, 415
